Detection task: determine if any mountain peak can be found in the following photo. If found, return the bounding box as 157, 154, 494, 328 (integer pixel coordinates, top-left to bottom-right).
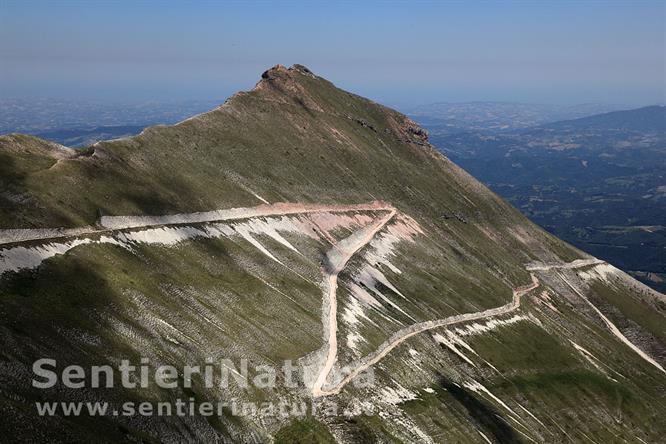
249, 64, 430, 147
260, 63, 316, 80
1, 64, 665, 443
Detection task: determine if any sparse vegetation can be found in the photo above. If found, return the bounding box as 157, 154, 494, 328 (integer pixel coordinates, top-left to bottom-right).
0, 65, 664, 442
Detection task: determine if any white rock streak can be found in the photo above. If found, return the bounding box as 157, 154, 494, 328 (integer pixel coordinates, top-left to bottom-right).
314, 256, 641, 398
0, 226, 101, 245
570, 341, 621, 382
464, 380, 519, 418
98, 201, 390, 231
0, 202, 392, 275
314, 275, 539, 396
0, 201, 390, 245
6, 199, 658, 410
525, 258, 604, 271
311, 209, 396, 397
432, 333, 477, 366
0, 239, 94, 273
526, 260, 665, 375
559, 273, 666, 375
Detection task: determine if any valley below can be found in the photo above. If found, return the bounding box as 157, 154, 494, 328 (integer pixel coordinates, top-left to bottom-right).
418, 105, 666, 293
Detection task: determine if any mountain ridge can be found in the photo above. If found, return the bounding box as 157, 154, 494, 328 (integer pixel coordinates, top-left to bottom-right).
538, 105, 666, 132
1, 65, 665, 442
0, 64, 439, 230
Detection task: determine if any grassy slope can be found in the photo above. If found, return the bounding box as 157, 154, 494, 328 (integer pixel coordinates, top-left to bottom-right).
0, 65, 664, 442
0, 65, 533, 234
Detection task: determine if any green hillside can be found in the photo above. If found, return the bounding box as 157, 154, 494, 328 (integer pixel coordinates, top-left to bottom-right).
0, 65, 664, 443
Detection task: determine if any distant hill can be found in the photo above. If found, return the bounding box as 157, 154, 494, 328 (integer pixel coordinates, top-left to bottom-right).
0, 97, 221, 135
34, 124, 147, 147
408, 101, 629, 134
424, 105, 666, 293
542, 105, 666, 133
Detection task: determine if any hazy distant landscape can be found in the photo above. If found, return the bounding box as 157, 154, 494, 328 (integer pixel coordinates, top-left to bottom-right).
407, 102, 631, 133
0, 98, 222, 146
414, 104, 666, 292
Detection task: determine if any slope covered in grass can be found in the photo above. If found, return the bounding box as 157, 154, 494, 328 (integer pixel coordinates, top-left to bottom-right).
0, 65, 664, 442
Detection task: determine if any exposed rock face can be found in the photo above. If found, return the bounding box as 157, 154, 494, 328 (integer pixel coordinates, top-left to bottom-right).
0, 65, 664, 442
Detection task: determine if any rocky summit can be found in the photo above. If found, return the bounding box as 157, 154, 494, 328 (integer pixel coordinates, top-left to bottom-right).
0, 65, 664, 442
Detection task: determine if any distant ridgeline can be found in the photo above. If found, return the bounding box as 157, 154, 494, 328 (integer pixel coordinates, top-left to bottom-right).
421, 105, 666, 293
34, 125, 149, 147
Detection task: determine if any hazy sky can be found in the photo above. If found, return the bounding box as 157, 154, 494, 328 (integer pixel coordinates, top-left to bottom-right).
1, 0, 664, 107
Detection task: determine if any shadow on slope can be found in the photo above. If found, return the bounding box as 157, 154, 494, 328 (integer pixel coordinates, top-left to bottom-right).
436, 373, 521, 444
